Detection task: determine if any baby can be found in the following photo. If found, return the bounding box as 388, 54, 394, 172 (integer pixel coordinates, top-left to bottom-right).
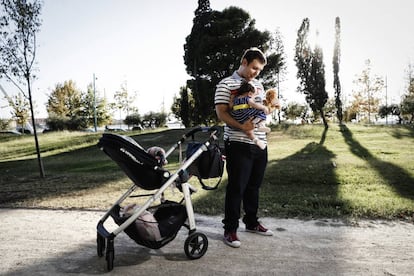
147, 146, 168, 165
229, 81, 278, 149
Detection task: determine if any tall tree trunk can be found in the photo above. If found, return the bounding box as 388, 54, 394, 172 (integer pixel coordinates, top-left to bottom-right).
320, 109, 328, 129
27, 77, 45, 178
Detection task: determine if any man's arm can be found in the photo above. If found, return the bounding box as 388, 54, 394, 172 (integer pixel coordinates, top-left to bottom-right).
215, 104, 254, 131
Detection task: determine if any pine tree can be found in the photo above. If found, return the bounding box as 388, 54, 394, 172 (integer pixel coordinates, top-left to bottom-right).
295, 18, 328, 128
333, 17, 343, 124
310, 45, 329, 128
183, 4, 281, 125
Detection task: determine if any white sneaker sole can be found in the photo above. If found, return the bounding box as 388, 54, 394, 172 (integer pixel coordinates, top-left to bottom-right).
223, 238, 241, 248
245, 229, 274, 236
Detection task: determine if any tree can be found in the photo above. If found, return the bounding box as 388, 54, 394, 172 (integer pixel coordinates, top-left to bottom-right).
261, 28, 287, 89
264, 28, 287, 124
378, 104, 402, 123
183, 2, 284, 125
10, 91, 30, 131
309, 45, 329, 127
352, 59, 384, 123
142, 111, 167, 128
124, 113, 141, 128
46, 80, 110, 130
47, 80, 82, 118
294, 18, 312, 97
0, 117, 10, 130
110, 82, 137, 128
46, 80, 85, 130
347, 91, 365, 122
294, 18, 329, 128
0, 0, 44, 177
400, 63, 414, 123
171, 86, 195, 127
283, 102, 307, 121
333, 17, 343, 124
81, 83, 111, 128
1, 83, 30, 131
401, 93, 414, 123
183, 0, 213, 125
323, 98, 336, 122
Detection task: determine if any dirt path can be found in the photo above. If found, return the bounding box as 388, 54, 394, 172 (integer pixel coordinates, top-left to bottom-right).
1, 208, 413, 275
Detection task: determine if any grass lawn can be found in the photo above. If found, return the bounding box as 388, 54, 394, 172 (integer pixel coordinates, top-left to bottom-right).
1, 124, 413, 221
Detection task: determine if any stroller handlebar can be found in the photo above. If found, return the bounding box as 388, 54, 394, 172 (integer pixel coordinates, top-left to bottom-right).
167, 126, 221, 159
184, 126, 221, 138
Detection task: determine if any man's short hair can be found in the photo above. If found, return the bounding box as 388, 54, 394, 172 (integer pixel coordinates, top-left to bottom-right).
240, 47, 267, 65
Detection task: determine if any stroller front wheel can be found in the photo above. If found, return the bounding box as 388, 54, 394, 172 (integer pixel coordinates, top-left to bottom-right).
184, 232, 208, 260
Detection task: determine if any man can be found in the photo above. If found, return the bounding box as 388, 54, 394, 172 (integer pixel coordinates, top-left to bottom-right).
215, 47, 274, 248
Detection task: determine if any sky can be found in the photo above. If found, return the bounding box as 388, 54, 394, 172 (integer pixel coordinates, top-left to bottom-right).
1, 0, 414, 119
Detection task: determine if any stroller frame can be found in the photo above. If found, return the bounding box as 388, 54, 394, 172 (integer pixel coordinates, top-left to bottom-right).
96, 127, 221, 271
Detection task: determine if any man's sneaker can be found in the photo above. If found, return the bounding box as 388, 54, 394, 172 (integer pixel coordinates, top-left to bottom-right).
246, 223, 273, 236
223, 231, 241, 248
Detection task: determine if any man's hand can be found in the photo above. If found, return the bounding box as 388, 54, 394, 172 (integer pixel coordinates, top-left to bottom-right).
240, 117, 254, 132
216, 104, 254, 131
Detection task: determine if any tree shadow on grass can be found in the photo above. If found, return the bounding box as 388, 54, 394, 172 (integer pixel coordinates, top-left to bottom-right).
0, 129, 190, 207
194, 127, 345, 219
0, 144, 124, 206
260, 127, 344, 218
340, 124, 414, 200
389, 125, 414, 139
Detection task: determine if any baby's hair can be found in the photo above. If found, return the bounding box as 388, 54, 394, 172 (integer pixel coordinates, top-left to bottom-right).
237, 81, 255, 96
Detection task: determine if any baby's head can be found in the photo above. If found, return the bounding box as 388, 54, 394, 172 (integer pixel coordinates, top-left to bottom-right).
147, 146, 168, 165
237, 81, 255, 96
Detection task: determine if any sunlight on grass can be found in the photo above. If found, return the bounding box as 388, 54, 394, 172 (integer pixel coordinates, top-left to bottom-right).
1, 124, 413, 221
0, 131, 101, 161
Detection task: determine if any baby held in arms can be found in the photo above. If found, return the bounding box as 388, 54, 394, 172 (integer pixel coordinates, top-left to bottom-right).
229, 81, 279, 149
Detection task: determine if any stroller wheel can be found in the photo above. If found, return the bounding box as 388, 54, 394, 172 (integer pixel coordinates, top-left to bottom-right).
97, 233, 105, 257
106, 239, 115, 271
106, 250, 114, 271
184, 232, 208, 260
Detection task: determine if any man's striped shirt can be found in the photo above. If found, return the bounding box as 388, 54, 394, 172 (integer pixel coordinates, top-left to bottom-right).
215, 71, 267, 145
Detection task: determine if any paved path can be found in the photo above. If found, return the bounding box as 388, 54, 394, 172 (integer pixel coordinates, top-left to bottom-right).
1, 208, 413, 275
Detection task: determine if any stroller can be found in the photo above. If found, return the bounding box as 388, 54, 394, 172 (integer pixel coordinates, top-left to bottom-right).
96, 126, 224, 271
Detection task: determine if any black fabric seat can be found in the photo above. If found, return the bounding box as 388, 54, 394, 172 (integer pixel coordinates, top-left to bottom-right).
98, 133, 168, 190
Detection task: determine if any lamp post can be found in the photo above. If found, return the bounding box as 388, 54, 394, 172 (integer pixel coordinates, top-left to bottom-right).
93, 73, 97, 132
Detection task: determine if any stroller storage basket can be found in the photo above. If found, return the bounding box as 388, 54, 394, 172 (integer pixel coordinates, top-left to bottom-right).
110, 201, 187, 249
98, 133, 169, 190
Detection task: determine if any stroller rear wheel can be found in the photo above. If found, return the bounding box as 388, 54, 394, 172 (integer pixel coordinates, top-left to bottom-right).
184, 232, 208, 260
106, 239, 115, 271
106, 250, 114, 271
97, 233, 105, 257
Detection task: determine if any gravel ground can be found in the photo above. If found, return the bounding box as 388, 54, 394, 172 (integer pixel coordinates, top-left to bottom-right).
1, 208, 413, 276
